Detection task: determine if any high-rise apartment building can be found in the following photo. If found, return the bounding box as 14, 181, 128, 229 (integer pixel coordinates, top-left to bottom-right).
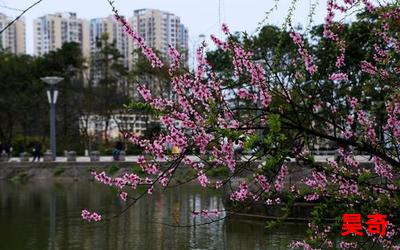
33, 12, 90, 57
90, 15, 130, 67
130, 9, 189, 65
89, 16, 130, 89
0, 13, 26, 54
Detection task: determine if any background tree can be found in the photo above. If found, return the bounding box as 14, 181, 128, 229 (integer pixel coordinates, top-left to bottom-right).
90, 33, 129, 143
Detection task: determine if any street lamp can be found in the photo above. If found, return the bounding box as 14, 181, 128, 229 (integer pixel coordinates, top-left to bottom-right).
41, 76, 64, 160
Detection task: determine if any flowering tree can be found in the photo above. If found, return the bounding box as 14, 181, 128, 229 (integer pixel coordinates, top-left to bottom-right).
84, 0, 400, 248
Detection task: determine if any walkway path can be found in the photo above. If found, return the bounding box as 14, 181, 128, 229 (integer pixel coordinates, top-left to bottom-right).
3, 155, 374, 163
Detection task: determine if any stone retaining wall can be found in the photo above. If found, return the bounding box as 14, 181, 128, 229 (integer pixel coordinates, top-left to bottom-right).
0, 162, 138, 181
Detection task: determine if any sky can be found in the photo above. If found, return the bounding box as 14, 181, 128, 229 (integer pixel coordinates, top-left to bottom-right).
0, 0, 330, 55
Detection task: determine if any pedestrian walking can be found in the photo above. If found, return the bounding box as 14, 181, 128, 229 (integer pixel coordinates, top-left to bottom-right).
112, 141, 124, 161
32, 142, 42, 162
4, 141, 11, 158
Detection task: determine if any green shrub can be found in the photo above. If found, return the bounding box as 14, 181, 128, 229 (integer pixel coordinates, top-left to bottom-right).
10, 172, 28, 183
53, 167, 65, 176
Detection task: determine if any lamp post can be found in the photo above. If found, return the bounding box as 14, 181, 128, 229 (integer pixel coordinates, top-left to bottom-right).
41, 76, 63, 160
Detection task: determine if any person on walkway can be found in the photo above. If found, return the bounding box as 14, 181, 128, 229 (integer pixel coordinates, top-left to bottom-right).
32, 142, 42, 162
4, 141, 11, 158
112, 141, 124, 161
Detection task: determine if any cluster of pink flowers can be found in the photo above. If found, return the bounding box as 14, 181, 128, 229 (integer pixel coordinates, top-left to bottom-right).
289, 31, 318, 75
167, 44, 181, 70
210, 34, 229, 51
323, 0, 338, 40
362, 0, 375, 12
338, 179, 359, 196
193, 129, 214, 154
92, 171, 113, 186
230, 182, 251, 202
356, 110, 378, 144
289, 240, 313, 250
220, 141, 236, 172
335, 43, 346, 68
236, 88, 255, 100
191, 209, 220, 218
254, 174, 270, 192
385, 101, 400, 139
91, 171, 144, 191
373, 44, 387, 63
197, 171, 210, 187
304, 171, 328, 190
274, 165, 289, 192
221, 23, 230, 34
339, 241, 358, 249
137, 85, 152, 102
165, 126, 188, 150
81, 209, 102, 222
337, 148, 360, 168
329, 72, 348, 81
232, 46, 254, 77
215, 180, 223, 189
360, 60, 377, 75
373, 157, 393, 180
304, 194, 320, 201
347, 96, 358, 110
113, 14, 163, 68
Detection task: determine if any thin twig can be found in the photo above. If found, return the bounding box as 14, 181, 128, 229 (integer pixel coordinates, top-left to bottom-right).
0, 0, 43, 35
0, 5, 24, 12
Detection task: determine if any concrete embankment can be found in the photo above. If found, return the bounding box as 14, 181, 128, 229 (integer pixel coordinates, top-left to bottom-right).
0, 160, 374, 182
0, 162, 139, 181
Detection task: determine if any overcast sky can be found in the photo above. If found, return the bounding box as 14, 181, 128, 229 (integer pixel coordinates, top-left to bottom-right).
1, 0, 331, 54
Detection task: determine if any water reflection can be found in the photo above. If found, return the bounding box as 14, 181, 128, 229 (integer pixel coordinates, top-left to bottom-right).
0, 181, 306, 250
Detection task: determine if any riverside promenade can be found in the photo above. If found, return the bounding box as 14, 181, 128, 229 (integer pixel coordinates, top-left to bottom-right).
0, 154, 374, 182
2, 154, 374, 163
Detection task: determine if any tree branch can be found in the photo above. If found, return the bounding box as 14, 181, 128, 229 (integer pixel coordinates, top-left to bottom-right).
0, 0, 44, 35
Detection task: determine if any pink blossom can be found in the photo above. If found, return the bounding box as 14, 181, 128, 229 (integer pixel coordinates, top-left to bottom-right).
221, 141, 236, 172
361, 61, 377, 75
274, 165, 288, 192
137, 85, 152, 102
197, 171, 209, 187
92, 171, 113, 186
113, 14, 163, 68
81, 209, 102, 222
191, 209, 220, 218
290, 31, 318, 75
347, 96, 358, 109
254, 174, 270, 192
167, 44, 181, 69
330, 72, 348, 81
119, 192, 128, 201
304, 194, 319, 201
373, 157, 393, 180
221, 23, 230, 34
230, 182, 250, 202
290, 240, 313, 250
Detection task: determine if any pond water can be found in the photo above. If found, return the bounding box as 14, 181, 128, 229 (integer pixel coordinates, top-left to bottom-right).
0, 181, 307, 250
